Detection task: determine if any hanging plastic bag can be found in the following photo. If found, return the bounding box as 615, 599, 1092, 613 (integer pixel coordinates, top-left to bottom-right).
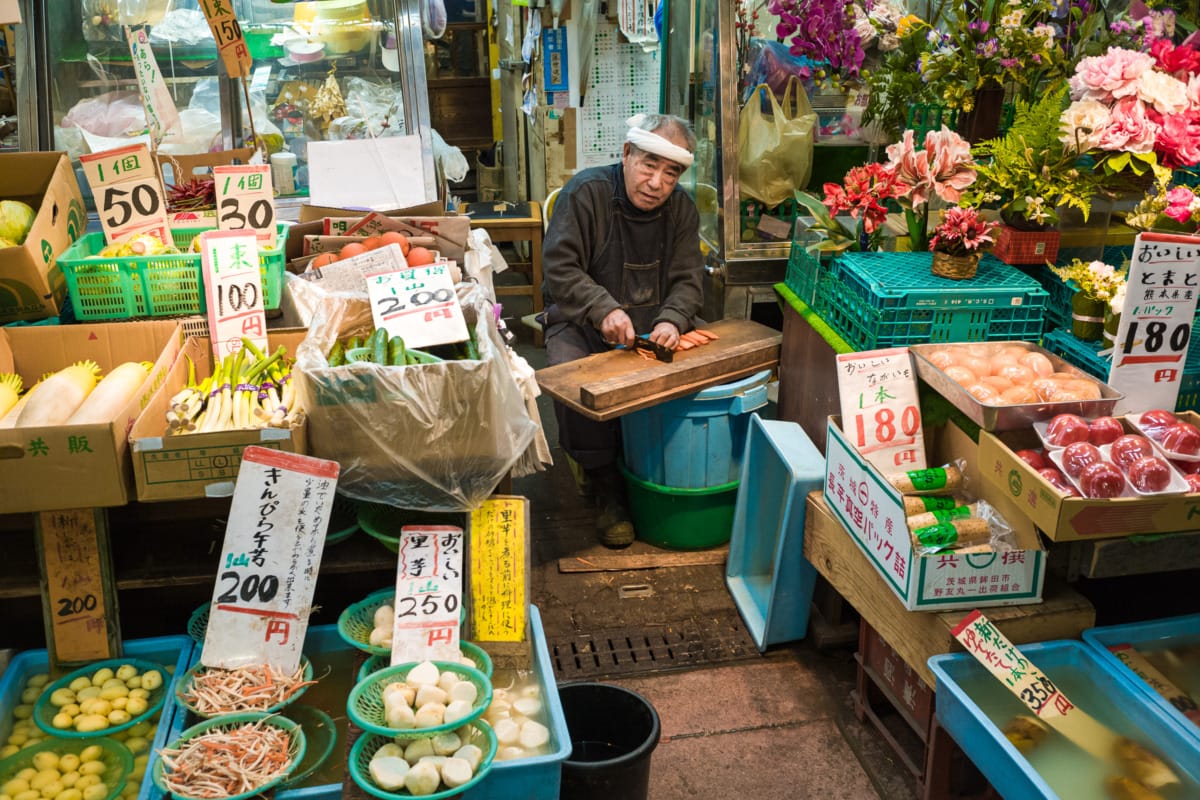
423, 0, 447, 40
737, 78, 816, 207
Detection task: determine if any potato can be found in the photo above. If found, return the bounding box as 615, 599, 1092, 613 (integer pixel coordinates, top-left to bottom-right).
99, 687, 127, 702
76, 763, 105, 778
74, 689, 100, 703
18, 688, 39, 706
100, 679, 125, 692
73, 715, 108, 734
72, 777, 98, 791
89, 669, 114, 687
58, 772, 79, 788
13, 790, 40, 800
48, 690, 75, 709
14, 771, 35, 783
29, 771, 59, 791
11, 705, 32, 722
120, 737, 147, 756
60, 705, 80, 719
30, 753, 58, 773
5, 733, 25, 747
126, 689, 148, 702
51, 714, 72, 731
114, 666, 137, 683
106, 710, 131, 726
81, 786, 108, 800
77, 747, 102, 764
56, 757, 78, 776
39, 780, 64, 797
0, 781, 28, 797
0, 745, 19, 759
109, 698, 126, 711
125, 722, 152, 739
66, 679, 91, 695
54, 789, 83, 800
139, 671, 162, 692
27, 675, 48, 689
123, 698, 148, 717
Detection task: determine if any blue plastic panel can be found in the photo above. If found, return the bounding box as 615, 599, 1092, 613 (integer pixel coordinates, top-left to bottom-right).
930, 640, 1200, 800
725, 415, 823, 651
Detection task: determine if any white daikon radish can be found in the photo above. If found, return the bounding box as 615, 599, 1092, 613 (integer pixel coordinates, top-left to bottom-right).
453, 744, 483, 771
66, 361, 152, 423
497, 746, 523, 761
513, 697, 541, 717
414, 702, 446, 728
450, 681, 478, 705
404, 737, 434, 762
444, 700, 473, 726
520, 720, 550, 749
385, 700, 416, 730
494, 718, 520, 746
406, 662, 440, 688
373, 605, 394, 630
431, 732, 462, 756
404, 761, 441, 796
415, 685, 448, 707
441, 757, 473, 788
369, 755, 410, 791
16, 361, 101, 426
438, 671, 459, 694
383, 683, 415, 708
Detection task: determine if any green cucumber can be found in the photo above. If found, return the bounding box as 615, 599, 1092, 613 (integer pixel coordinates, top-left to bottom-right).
388, 335, 407, 366
372, 328, 389, 365
328, 341, 346, 367
346, 335, 364, 352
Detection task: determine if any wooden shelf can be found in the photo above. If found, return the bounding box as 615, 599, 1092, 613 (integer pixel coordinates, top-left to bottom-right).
427, 77, 490, 88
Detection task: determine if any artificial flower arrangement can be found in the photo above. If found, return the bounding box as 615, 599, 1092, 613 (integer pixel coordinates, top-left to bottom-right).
1126, 182, 1200, 232
886, 126, 978, 250
928, 206, 1000, 279
793, 162, 906, 253
1051, 258, 1129, 341
766, 0, 868, 79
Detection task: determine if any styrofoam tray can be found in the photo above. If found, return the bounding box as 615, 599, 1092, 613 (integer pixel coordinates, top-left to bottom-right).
1127, 412, 1200, 463
1048, 443, 1187, 498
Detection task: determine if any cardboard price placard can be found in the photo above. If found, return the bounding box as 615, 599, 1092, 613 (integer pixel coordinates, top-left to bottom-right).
127, 28, 181, 146
37, 510, 117, 664
1110, 233, 1200, 415
468, 497, 529, 643
79, 144, 170, 245
214, 164, 277, 248
366, 264, 469, 349
837, 348, 926, 472
198, 0, 252, 78
200, 230, 268, 360
1109, 644, 1200, 726
201, 447, 339, 671
390, 526, 464, 665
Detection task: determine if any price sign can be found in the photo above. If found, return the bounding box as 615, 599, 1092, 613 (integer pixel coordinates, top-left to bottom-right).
198, 0, 252, 78
367, 264, 469, 349
201, 447, 339, 671
1110, 233, 1200, 415
79, 144, 170, 245
953, 610, 1119, 760
200, 230, 268, 360
468, 496, 529, 644
127, 28, 181, 145
390, 526, 464, 665
36, 509, 119, 665
837, 348, 926, 472
1109, 644, 1200, 726
214, 165, 276, 248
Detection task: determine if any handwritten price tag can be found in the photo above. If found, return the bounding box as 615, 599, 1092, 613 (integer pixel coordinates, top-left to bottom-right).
200, 230, 268, 360
198, 0, 251, 78
1109, 644, 1200, 726
37, 510, 116, 664
214, 165, 276, 248
366, 263, 469, 349
127, 28, 181, 145
79, 144, 170, 245
1110, 233, 1200, 415
390, 526, 464, 665
201, 448, 339, 671
837, 348, 926, 472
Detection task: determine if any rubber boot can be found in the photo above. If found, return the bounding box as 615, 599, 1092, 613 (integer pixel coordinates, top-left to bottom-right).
587, 465, 635, 548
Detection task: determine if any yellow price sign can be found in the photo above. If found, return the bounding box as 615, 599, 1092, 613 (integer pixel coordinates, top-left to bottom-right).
468, 496, 529, 643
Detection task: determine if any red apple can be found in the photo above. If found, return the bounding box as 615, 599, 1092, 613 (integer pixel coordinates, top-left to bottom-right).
1037, 466, 1080, 496
1079, 462, 1126, 499
1139, 409, 1179, 440
1061, 442, 1103, 478
1046, 414, 1091, 446
1128, 456, 1173, 493
1111, 435, 1156, 471
1088, 416, 1124, 446
1015, 449, 1049, 470
1186, 474, 1200, 493
1162, 423, 1200, 456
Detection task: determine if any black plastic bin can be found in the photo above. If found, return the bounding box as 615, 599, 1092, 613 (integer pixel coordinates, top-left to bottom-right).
558, 682, 661, 800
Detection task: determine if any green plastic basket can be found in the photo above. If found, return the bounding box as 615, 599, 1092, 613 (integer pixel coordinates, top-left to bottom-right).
358, 642, 494, 683
186, 602, 210, 644
356, 504, 460, 554
174, 656, 315, 718
347, 662, 492, 737
338, 589, 469, 656
0, 736, 134, 800
152, 711, 306, 800
279, 704, 338, 789
58, 224, 288, 321
326, 495, 361, 546
32, 658, 170, 738
347, 719, 498, 800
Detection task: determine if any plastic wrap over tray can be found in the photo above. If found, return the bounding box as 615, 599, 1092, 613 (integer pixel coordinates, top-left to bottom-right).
295, 284, 538, 510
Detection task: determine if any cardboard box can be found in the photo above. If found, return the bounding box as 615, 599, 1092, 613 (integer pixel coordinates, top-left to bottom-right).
0, 152, 86, 322
0, 321, 182, 513
824, 417, 1046, 611
130, 330, 309, 502
978, 414, 1200, 542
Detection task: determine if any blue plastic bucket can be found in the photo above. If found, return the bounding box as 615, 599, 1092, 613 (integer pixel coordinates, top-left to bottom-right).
620, 369, 771, 488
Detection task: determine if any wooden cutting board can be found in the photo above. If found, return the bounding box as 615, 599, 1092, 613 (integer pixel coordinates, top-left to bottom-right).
535, 318, 782, 421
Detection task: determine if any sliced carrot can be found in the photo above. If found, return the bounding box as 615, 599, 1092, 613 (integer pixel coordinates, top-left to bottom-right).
686, 330, 710, 343
694, 328, 719, 340
676, 339, 696, 350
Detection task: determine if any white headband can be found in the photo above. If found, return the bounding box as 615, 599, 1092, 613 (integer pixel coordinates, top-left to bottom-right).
625, 114, 694, 168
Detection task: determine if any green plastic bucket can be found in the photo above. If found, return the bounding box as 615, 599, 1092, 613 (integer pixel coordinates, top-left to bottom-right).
617, 461, 738, 549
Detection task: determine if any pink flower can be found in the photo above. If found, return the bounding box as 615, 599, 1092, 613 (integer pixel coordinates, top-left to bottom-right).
1137, 69, 1191, 115
1189, 74, 1200, 109
1151, 38, 1200, 79
885, 127, 976, 209
1164, 187, 1199, 222
1070, 48, 1157, 104
1059, 100, 1112, 153
1155, 111, 1200, 168
1098, 97, 1160, 153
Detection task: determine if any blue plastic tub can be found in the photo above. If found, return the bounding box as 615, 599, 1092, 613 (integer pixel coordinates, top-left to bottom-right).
930, 640, 1200, 800
725, 416, 823, 651
1082, 613, 1200, 747
0, 635, 194, 800
463, 605, 571, 800
620, 369, 771, 488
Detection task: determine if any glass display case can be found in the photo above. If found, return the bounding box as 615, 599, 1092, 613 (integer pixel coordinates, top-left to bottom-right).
16, 0, 436, 209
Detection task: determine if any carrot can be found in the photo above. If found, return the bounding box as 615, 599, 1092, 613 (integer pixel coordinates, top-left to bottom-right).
686, 330, 710, 344
694, 328, 719, 340
676, 339, 696, 350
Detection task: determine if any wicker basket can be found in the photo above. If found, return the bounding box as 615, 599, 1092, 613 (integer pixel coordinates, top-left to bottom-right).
931, 250, 982, 280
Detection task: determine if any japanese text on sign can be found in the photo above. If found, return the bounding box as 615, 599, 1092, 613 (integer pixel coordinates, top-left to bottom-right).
200, 230, 268, 360
367, 264, 469, 350
40, 510, 113, 663
1110, 232, 1200, 414
198, 0, 252, 78
837, 348, 926, 471
214, 165, 276, 248
1110, 644, 1200, 725
391, 526, 464, 665
127, 28, 181, 146
201, 447, 339, 672
79, 144, 170, 245
469, 497, 528, 643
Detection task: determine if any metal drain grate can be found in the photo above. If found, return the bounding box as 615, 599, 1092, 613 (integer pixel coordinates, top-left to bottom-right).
548, 611, 761, 681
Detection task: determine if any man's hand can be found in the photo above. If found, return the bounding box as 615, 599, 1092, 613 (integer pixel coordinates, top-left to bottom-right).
601, 308, 636, 348
648, 321, 680, 351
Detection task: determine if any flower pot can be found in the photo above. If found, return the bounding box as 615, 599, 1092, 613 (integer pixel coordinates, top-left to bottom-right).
992, 225, 1061, 265
956, 87, 1006, 144
1103, 306, 1121, 349
1072, 293, 1106, 342
931, 250, 981, 280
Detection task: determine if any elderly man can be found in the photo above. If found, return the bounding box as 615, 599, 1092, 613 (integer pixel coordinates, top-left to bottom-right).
541, 113, 704, 548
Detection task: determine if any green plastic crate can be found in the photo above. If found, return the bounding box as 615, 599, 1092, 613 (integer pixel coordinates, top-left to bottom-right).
830, 251, 1047, 312
783, 240, 828, 307
1042, 328, 1200, 412
58, 225, 287, 321
905, 103, 1015, 141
